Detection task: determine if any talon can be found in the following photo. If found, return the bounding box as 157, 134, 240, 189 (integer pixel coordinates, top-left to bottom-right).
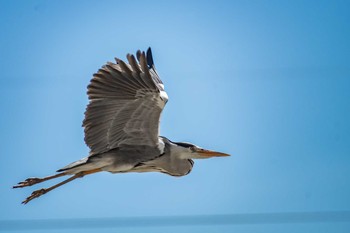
22, 189, 47, 204
13, 178, 42, 188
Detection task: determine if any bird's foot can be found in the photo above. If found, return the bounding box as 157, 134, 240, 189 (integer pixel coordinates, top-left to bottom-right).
13, 177, 43, 188
22, 188, 47, 204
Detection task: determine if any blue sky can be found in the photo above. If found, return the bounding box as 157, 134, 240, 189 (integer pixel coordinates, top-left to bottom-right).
1, 0, 349, 232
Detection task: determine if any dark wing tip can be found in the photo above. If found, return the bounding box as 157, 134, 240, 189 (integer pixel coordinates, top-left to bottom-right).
146, 47, 154, 69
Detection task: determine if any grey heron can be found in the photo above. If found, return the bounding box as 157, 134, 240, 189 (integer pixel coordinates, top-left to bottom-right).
14, 48, 230, 204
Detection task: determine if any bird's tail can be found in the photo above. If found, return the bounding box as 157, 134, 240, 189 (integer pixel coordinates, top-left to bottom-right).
56, 157, 89, 173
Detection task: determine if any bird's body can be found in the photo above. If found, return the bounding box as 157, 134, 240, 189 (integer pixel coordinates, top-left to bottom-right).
58, 137, 194, 177
14, 48, 229, 204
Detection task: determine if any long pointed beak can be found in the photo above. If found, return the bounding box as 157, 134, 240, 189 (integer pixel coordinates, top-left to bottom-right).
196, 149, 230, 157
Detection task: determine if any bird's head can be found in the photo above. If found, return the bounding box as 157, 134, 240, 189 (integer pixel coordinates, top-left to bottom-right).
173, 142, 230, 159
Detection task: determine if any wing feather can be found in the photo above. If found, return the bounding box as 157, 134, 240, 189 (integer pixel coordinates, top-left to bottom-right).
83, 48, 168, 155
127, 54, 141, 73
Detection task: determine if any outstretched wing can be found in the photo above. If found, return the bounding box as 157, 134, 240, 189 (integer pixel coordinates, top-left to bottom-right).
83, 48, 168, 155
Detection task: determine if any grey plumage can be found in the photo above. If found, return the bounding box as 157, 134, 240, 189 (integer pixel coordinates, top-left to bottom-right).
14, 48, 229, 204
84, 49, 166, 155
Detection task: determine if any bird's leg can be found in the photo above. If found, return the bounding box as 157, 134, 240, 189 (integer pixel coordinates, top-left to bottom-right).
21, 174, 80, 204
13, 172, 67, 188
21, 168, 102, 204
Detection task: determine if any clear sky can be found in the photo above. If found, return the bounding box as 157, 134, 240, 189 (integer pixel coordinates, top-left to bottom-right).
1, 0, 349, 232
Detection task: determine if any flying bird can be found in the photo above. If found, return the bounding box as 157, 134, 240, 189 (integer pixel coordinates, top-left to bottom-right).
14, 48, 230, 204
